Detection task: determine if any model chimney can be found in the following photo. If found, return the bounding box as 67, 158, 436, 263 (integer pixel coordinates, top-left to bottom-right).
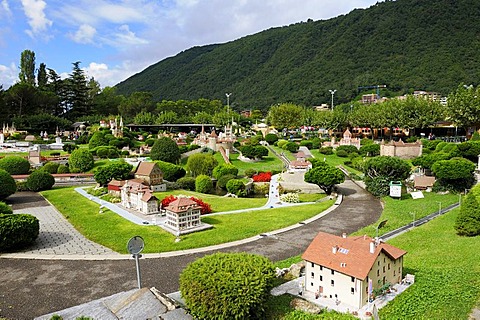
342, 233, 347, 238
332, 245, 338, 254
370, 241, 376, 254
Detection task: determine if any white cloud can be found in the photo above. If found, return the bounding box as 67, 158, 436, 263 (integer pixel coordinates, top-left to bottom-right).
83, 61, 139, 87
69, 24, 96, 44
1, 0, 11, 17
0, 63, 18, 88
20, 0, 53, 38
107, 24, 149, 47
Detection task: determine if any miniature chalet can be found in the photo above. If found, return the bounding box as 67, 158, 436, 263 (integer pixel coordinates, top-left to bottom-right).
302, 232, 407, 310
164, 198, 202, 232
107, 162, 165, 214
120, 179, 159, 215
289, 151, 313, 171
134, 161, 166, 191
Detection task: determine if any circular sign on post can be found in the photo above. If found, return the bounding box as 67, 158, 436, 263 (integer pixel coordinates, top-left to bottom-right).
127, 236, 145, 255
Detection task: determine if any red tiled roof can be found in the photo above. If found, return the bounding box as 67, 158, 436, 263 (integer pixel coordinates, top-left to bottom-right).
166, 198, 201, 213
414, 176, 435, 188
141, 190, 157, 202
302, 232, 407, 280
135, 162, 157, 175
108, 179, 126, 187
290, 160, 311, 168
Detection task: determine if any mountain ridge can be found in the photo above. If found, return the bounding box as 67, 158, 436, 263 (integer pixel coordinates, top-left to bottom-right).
115, 0, 480, 111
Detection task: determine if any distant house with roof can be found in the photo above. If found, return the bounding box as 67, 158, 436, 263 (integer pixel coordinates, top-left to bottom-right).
134, 162, 166, 191
323, 129, 361, 150
302, 232, 407, 310
380, 140, 422, 159
289, 151, 313, 172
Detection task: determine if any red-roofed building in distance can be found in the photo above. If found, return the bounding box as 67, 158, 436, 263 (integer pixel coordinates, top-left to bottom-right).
302, 232, 407, 310
164, 198, 202, 232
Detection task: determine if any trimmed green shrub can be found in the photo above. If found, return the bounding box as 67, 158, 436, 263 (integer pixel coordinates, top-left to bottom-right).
359, 143, 380, 157
455, 190, 480, 236
94, 162, 133, 186
0, 202, 13, 215
41, 162, 60, 174
431, 158, 476, 192
0, 156, 31, 175
217, 174, 236, 190
0, 169, 16, 200
155, 160, 186, 181
26, 170, 55, 191
177, 177, 196, 191
107, 148, 119, 159
365, 175, 391, 197
226, 179, 246, 196
212, 163, 239, 179
244, 168, 257, 178
96, 146, 110, 158
187, 153, 218, 177
472, 131, 480, 141
150, 137, 181, 163
264, 133, 279, 144
299, 140, 313, 149
336, 149, 348, 157
69, 148, 94, 173
336, 145, 358, 154
62, 142, 78, 153
283, 142, 299, 153
179, 252, 275, 320
0, 213, 40, 251
195, 175, 213, 194
319, 146, 334, 155
277, 139, 288, 148
311, 137, 321, 149
56, 164, 70, 174
88, 131, 108, 149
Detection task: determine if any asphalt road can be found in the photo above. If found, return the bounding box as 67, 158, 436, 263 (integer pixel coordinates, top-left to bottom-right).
0, 180, 382, 320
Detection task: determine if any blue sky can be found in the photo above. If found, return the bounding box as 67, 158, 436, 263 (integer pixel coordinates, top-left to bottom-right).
0, 0, 379, 88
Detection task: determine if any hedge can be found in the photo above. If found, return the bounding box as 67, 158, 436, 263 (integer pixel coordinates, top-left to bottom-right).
177, 177, 196, 191
212, 163, 239, 179
179, 252, 275, 320
226, 179, 246, 197
0, 156, 31, 175
195, 175, 213, 194
0, 202, 13, 215
155, 160, 186, 181
0, 214, 40, 251
26, 171, 55, 191
0, 169, 17, 200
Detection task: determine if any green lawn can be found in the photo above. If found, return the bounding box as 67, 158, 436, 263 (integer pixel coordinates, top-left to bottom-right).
41, 187, 333, 254
309, 150, 364, 176
353, 192, 460, 237
214, 151, 285, 175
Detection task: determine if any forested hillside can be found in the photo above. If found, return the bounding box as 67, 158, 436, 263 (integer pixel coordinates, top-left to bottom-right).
115, 0, 480, 111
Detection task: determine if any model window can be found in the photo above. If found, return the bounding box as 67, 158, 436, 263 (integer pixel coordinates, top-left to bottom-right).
320, 275, 323, 281
388, 263, 391, 270
351, 287, 355, 294
383, 266, 385, 273
311, 272, 314, 278
331, 270, 334, 275
311, 262, 314, 268
351, 276, 355, 282
331, 280, 334, 287
320, 266, 323, 271
377, 270, 380, 276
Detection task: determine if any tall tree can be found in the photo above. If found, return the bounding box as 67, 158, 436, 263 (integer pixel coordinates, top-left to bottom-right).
37, 63, 48, 89
118, 91, 155, 118
447, 84, 480, 131
47, 68, 67, 116
266, 103, 304, 129
66, 61, 89, 120
19, 50, 36, 85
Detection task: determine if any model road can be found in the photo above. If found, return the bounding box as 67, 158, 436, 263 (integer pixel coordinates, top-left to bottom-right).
0, 180, 381, 320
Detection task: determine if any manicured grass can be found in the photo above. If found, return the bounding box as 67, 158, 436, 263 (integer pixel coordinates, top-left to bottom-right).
353, 192, 460, 237
42, 187, 334, 254
309, 150, 364, 176
214, 151, 285, 175
270, 145, 296, 161
154, 190, 268, 212
379, 208, 480, 319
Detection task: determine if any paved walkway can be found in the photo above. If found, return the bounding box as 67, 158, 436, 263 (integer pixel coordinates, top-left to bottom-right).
11, 205, 117, 257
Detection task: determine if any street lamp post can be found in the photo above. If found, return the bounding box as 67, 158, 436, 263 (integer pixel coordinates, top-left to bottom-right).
226, 93, 232, 113
410, 212, 416, 227
437, 202, 442, 215
329, 89, 336, 111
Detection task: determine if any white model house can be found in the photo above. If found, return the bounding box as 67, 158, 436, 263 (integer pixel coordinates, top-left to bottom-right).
164, 198, 201, 232
120, 179, 159, 215
302, 232, 407, 310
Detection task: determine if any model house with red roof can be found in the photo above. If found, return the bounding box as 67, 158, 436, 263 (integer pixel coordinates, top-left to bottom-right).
302, 232, 407, 310
164, 198, 202, 232
134, 162, 166, 192
120, 179, 159, 215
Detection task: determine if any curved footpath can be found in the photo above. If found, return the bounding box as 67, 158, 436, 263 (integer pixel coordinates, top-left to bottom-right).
0, 180, 381, 320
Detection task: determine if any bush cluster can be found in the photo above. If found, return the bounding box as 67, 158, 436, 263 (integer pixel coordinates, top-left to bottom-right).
68, 148, 94, 173
0, 169, 17, 200
179, 252, 275, 320
217, 174, 236, 190
176, 177, 196, 191
0, 156, 31, 175
26, 170, 55, 191
212, 163, 238, 179
41, 162, 60, 174
0, 214, 40, 251
150, 137, 181, 163
244, 168, 257, 178
161, 195, 212, 214
195, 175, 213, 194
154, 160, 186, 182
226, 179, 246, 197
319, 146, 334, 155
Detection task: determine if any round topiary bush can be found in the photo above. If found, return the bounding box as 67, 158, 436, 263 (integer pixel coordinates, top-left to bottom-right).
226, 179, 246, 196
212, 163, 239, 179
0, 202, 13, 215
69, 148, 94, 173
0, 213, 40, 251
244, 168, 257, 178
150, 137, 181, 163
217, 174, 236, 190
56, 164, 70, 174
179, 252, 275, 320
26, 170, 55, 191
41, 162, 60, 174
195, 175, 213, 194
0, 169, 16, 200
0, 156, 31, 175
336, 149, 348, 157
177, 177, 196, 191
96, 146, 110, 159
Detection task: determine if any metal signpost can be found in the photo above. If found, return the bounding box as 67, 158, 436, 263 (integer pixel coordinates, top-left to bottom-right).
127, 236, 145, 289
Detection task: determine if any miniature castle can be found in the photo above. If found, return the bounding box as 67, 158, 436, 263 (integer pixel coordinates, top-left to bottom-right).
380, 140, 422, 159
192, 124, 236, 155
323, 128, 361, 149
